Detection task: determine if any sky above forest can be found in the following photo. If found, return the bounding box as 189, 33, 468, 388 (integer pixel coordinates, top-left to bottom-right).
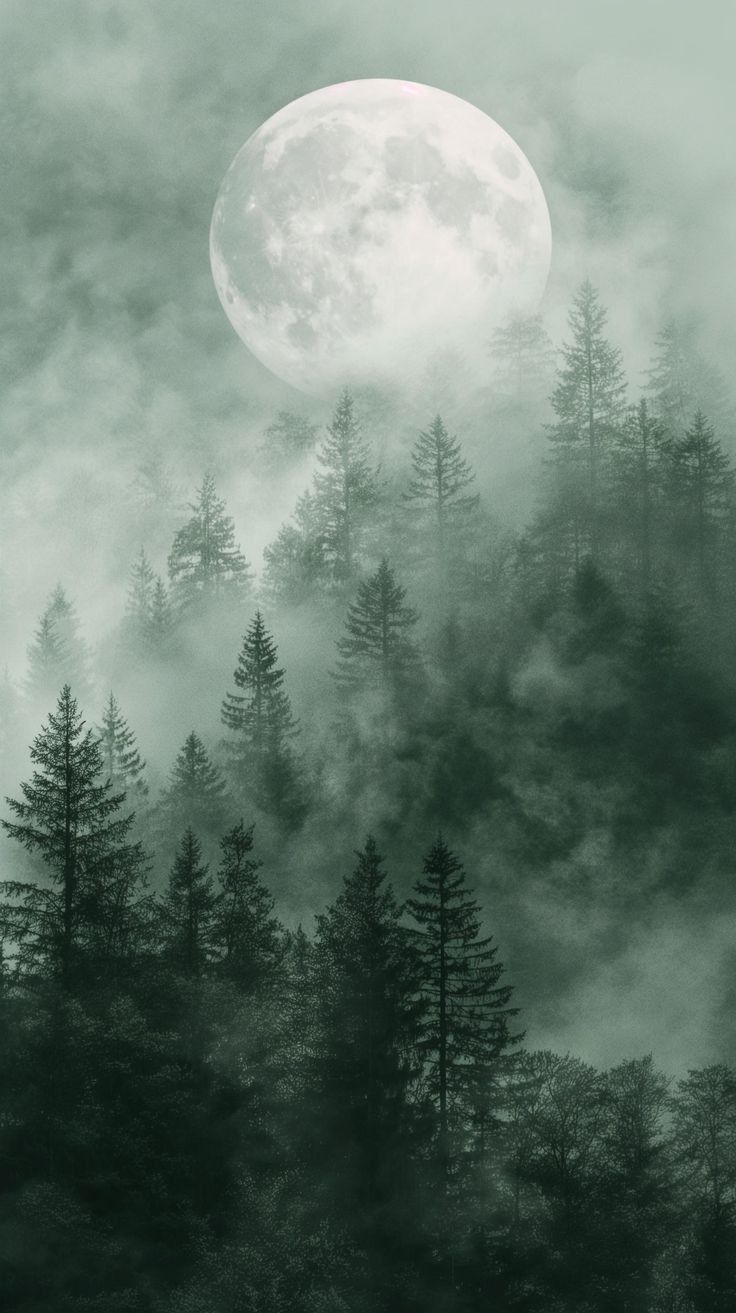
1, 0, 734, 645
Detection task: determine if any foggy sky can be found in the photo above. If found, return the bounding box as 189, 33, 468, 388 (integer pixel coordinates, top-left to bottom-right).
1, 0, 735, 1073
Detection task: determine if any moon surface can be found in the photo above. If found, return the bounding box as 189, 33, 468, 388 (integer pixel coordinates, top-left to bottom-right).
210, 79, 552, 395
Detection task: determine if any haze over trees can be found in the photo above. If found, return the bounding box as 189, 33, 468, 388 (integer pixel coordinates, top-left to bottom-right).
2, 281, 736, 1310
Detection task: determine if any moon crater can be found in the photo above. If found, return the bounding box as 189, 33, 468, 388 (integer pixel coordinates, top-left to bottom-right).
210, 78, 552, 394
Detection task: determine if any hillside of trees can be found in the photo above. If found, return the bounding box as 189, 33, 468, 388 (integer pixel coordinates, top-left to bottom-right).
2, 282, 736, 1310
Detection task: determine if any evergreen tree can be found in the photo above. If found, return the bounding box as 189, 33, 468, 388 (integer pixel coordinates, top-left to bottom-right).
312, 388, 379, 582
123, 548, 155, 646
491, 311, 556, 406
168, 472, 252, 613
160, 828, 216, 978
671, 1066, 736, 1313
661, 410, 734, 595
333, 558, 419, 694
646, 319, 732, 439
1, 686, 146, 986
97, 692, 148, 800
262, 491, 327, 606
407, 836, 519, 1176
212, 820, 282, 991
547, 280, 628, 562
148, 575, 175, 655
261, 409, 319, 465
312, 837, 425, 1283
613, 398, 667, 591
159, 731, 229, 840
403, 414, 479, 580
26, 586, 93, 708
221, 612, 301, 819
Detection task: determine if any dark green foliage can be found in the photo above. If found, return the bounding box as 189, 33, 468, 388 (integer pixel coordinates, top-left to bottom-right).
159, 730, 229, 840
212, 820, 282, 990
159, 828, 216, 978
1, 686, 147, 986
168, 471, 253, 613
334, 557, 419, 694
221, 611, 302, 820
407, 837, 520, 1170
661, 410, 734, 594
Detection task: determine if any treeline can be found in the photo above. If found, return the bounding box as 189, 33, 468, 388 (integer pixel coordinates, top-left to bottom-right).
1, 687, 735, 1310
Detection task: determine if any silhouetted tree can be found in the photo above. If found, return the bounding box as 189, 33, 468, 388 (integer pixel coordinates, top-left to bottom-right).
212, 820, 282, 991
403, 414, 478, 581
160, 829, 216, 979
313, 388, 379, 582
407, 836, 519, 1179
168, 472, 252, 613
221, 612, 301, 820
661, 410, 734, 595
1, 686, 146, 986
97, 692, 147, 800
334, 558, 419, 695
547, 280, 628, 563
159, 731, 229, 841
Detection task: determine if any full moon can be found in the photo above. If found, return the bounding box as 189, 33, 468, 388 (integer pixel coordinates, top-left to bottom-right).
210, 79, 552, 395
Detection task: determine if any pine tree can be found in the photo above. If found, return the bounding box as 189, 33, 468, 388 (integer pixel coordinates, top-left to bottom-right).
613, 398, 666, 591
212, 821, 282, 991
148, 575, 175, 655
661, 410, 734, 595
262, 491, 327, 606
547, 280, 628, 562
312, 388, 379, 582
159, 731, 229, 839
221, 612, 300, 818
168, 472, 252, 613
407, 836, 519, 1176
646, 320, 732, 439
312, 837, 425, 1267
333, 558, 419, 694
160, 829, 216, 978
491, 312, 556, 405
97, 692, 148, 800
1, 686, 146, 986
261, 409, 319, 465
26, 587, 93, 708
124, 549, 155, 646
403, 415, 479, 579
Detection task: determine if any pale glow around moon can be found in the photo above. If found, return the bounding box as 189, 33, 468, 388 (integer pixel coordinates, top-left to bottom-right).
210, 79, 552, 395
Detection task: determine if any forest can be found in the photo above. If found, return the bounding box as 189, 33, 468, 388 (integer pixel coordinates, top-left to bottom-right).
1, 280, 736, 1311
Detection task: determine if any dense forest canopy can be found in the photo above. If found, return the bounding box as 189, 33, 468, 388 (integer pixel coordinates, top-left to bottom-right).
2, 279, 736, 1308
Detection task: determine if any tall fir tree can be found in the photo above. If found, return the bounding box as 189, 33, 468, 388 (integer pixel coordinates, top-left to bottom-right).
333, 558, 419, 695
212, 820, 282, 991
221, 612, 301, 820
168, 472, 253, 614
1, 686, 147, 986
160, 829, 216, 979
123, 549, 155, 648
262, 491, 327, 606
159, 731, 229, 841
491, 312, 556, 406
546, 279, 628, 564
612, 398, 666, 592
26, 587, 93, 709
407, 836, 519, 1177
311, 837, 425, 1283
661, 410, 734, 596
646, 319, 732, 439
312, 388, 379, 583
97, 692, 148, 800
403, 415, 479, 581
